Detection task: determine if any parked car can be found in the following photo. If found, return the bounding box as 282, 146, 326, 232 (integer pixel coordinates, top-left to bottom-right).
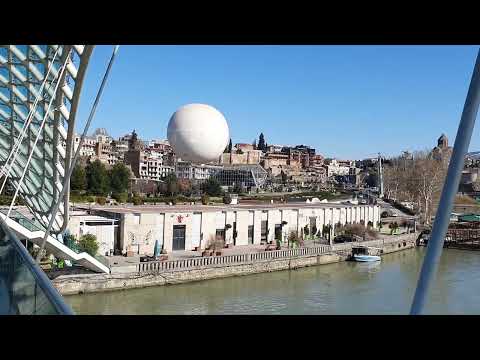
381, 211, 391, 218
334, 235, 356, 243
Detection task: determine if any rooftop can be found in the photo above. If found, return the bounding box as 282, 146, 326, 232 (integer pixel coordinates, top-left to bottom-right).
78, 201, 375, 215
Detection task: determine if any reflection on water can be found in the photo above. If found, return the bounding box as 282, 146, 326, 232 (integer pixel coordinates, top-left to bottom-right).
66, 248, 480, 315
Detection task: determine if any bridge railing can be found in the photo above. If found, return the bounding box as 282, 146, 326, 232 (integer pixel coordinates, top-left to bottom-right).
0, 220, 73, 315
136, 245, 332, 273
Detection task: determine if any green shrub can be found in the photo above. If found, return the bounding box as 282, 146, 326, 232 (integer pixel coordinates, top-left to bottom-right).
223, 194, 232, 204
96, 196, 106, 205
132, 196, 143, 205
202, 178, 222, 197
78, 234, 99, 256
201, 194, 210, 205
288, 231, 299, 248
112, 192, 128, 203
303, 225, 309, 237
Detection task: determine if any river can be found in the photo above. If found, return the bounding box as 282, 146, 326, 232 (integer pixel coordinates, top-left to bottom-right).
66, 248, 480, 315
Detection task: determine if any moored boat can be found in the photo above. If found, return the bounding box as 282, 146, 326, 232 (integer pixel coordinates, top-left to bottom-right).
353, 254, 381, 262
350, 246, 382, 262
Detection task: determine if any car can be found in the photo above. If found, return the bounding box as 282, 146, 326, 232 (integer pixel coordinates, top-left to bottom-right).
381, 211, 390, 218
334, 235, 356, 243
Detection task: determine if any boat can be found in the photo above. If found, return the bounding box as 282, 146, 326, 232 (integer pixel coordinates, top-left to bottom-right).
353, 254, 381, 262
350, 246, 382, 262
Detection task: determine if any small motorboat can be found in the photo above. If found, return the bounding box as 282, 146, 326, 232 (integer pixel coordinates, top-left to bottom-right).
350, 246, 382, 262
353, 254, 381, 262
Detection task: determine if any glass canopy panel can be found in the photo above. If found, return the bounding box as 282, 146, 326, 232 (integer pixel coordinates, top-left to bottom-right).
0, 45, 94, 234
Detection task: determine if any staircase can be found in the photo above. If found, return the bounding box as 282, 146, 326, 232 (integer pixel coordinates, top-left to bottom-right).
0, 210, 109, 274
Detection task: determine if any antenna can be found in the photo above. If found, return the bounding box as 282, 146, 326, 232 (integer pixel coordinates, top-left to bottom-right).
377, 152, 384, 198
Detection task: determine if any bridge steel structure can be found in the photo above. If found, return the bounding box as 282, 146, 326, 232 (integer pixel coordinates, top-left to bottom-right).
0, 45, 94, 235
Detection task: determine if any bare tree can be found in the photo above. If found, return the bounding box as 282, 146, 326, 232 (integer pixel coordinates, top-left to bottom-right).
382, 149, 448, 225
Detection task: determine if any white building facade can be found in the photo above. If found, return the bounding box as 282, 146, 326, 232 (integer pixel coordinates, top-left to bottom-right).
86, 203, 380, 255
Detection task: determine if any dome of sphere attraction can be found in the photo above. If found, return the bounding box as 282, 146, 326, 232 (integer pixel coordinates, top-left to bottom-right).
167, 103, 229, 163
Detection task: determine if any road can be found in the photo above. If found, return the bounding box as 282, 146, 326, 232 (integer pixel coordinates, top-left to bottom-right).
359, 190, 417, 220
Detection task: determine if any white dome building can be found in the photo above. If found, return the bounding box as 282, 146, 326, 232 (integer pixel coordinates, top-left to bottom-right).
167, 103, 229, 163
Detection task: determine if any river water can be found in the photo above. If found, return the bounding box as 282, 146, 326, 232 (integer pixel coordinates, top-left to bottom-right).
66, 248, 480, 315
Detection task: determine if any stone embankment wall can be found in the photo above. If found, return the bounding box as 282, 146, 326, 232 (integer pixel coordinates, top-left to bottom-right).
55, 254, 341, 295
55, 233, 418, 296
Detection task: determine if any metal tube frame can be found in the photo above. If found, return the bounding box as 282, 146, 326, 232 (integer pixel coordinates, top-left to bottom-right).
410, 49, 480, 314
35, 45, 119, 264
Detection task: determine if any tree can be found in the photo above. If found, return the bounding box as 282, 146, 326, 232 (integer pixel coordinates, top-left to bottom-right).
414, 153, 446, 224
113, 192, 128, 203
303, 224, 309, 239
287, 231, 298, 248
201, 194, 210, 205
109, 163, 131, 194
280, 170, 287, 185
202, 178, 222, 197
70, 164, 86, 192
78, 234, 99, 256
177, 178, 192, 195
228, 139, 232, 153
389, 222, 399, 235
258, 133, 266, 152
132, 195, 143, 205
233, 183, 244, 194
163, 173, 179, 197
252, 139, 257, 150
223, 193, 232, 204
86, 160, 110, 196
383, 149, 447, 224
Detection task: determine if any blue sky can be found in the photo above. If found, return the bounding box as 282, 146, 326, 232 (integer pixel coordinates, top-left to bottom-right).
76, 45, 480, 160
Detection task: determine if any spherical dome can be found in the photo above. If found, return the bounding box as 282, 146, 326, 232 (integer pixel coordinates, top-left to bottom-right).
167, 103, 229, 163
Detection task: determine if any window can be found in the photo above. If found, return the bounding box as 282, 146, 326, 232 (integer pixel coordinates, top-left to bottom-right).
275, 224, 282, 241
216, 229, 225, 241
261, 221, 268, 244
248, 225, 254, 244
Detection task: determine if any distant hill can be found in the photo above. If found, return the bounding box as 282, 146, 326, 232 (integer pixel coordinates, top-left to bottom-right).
466, 151, 480, 159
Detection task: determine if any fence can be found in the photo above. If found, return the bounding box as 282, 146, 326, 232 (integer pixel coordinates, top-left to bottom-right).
136, 245, 332, 273
447, 229, 480, 242
331, 233, 417, 251
136, 235, 419, 274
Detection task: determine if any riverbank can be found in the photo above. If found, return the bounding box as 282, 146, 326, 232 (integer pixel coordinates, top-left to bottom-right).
55, 234, 417, 296
66, 247, 480, 315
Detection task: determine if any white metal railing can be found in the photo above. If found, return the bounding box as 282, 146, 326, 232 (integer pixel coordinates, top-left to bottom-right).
135, 234, 419, 273
136, 245, 332, 273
